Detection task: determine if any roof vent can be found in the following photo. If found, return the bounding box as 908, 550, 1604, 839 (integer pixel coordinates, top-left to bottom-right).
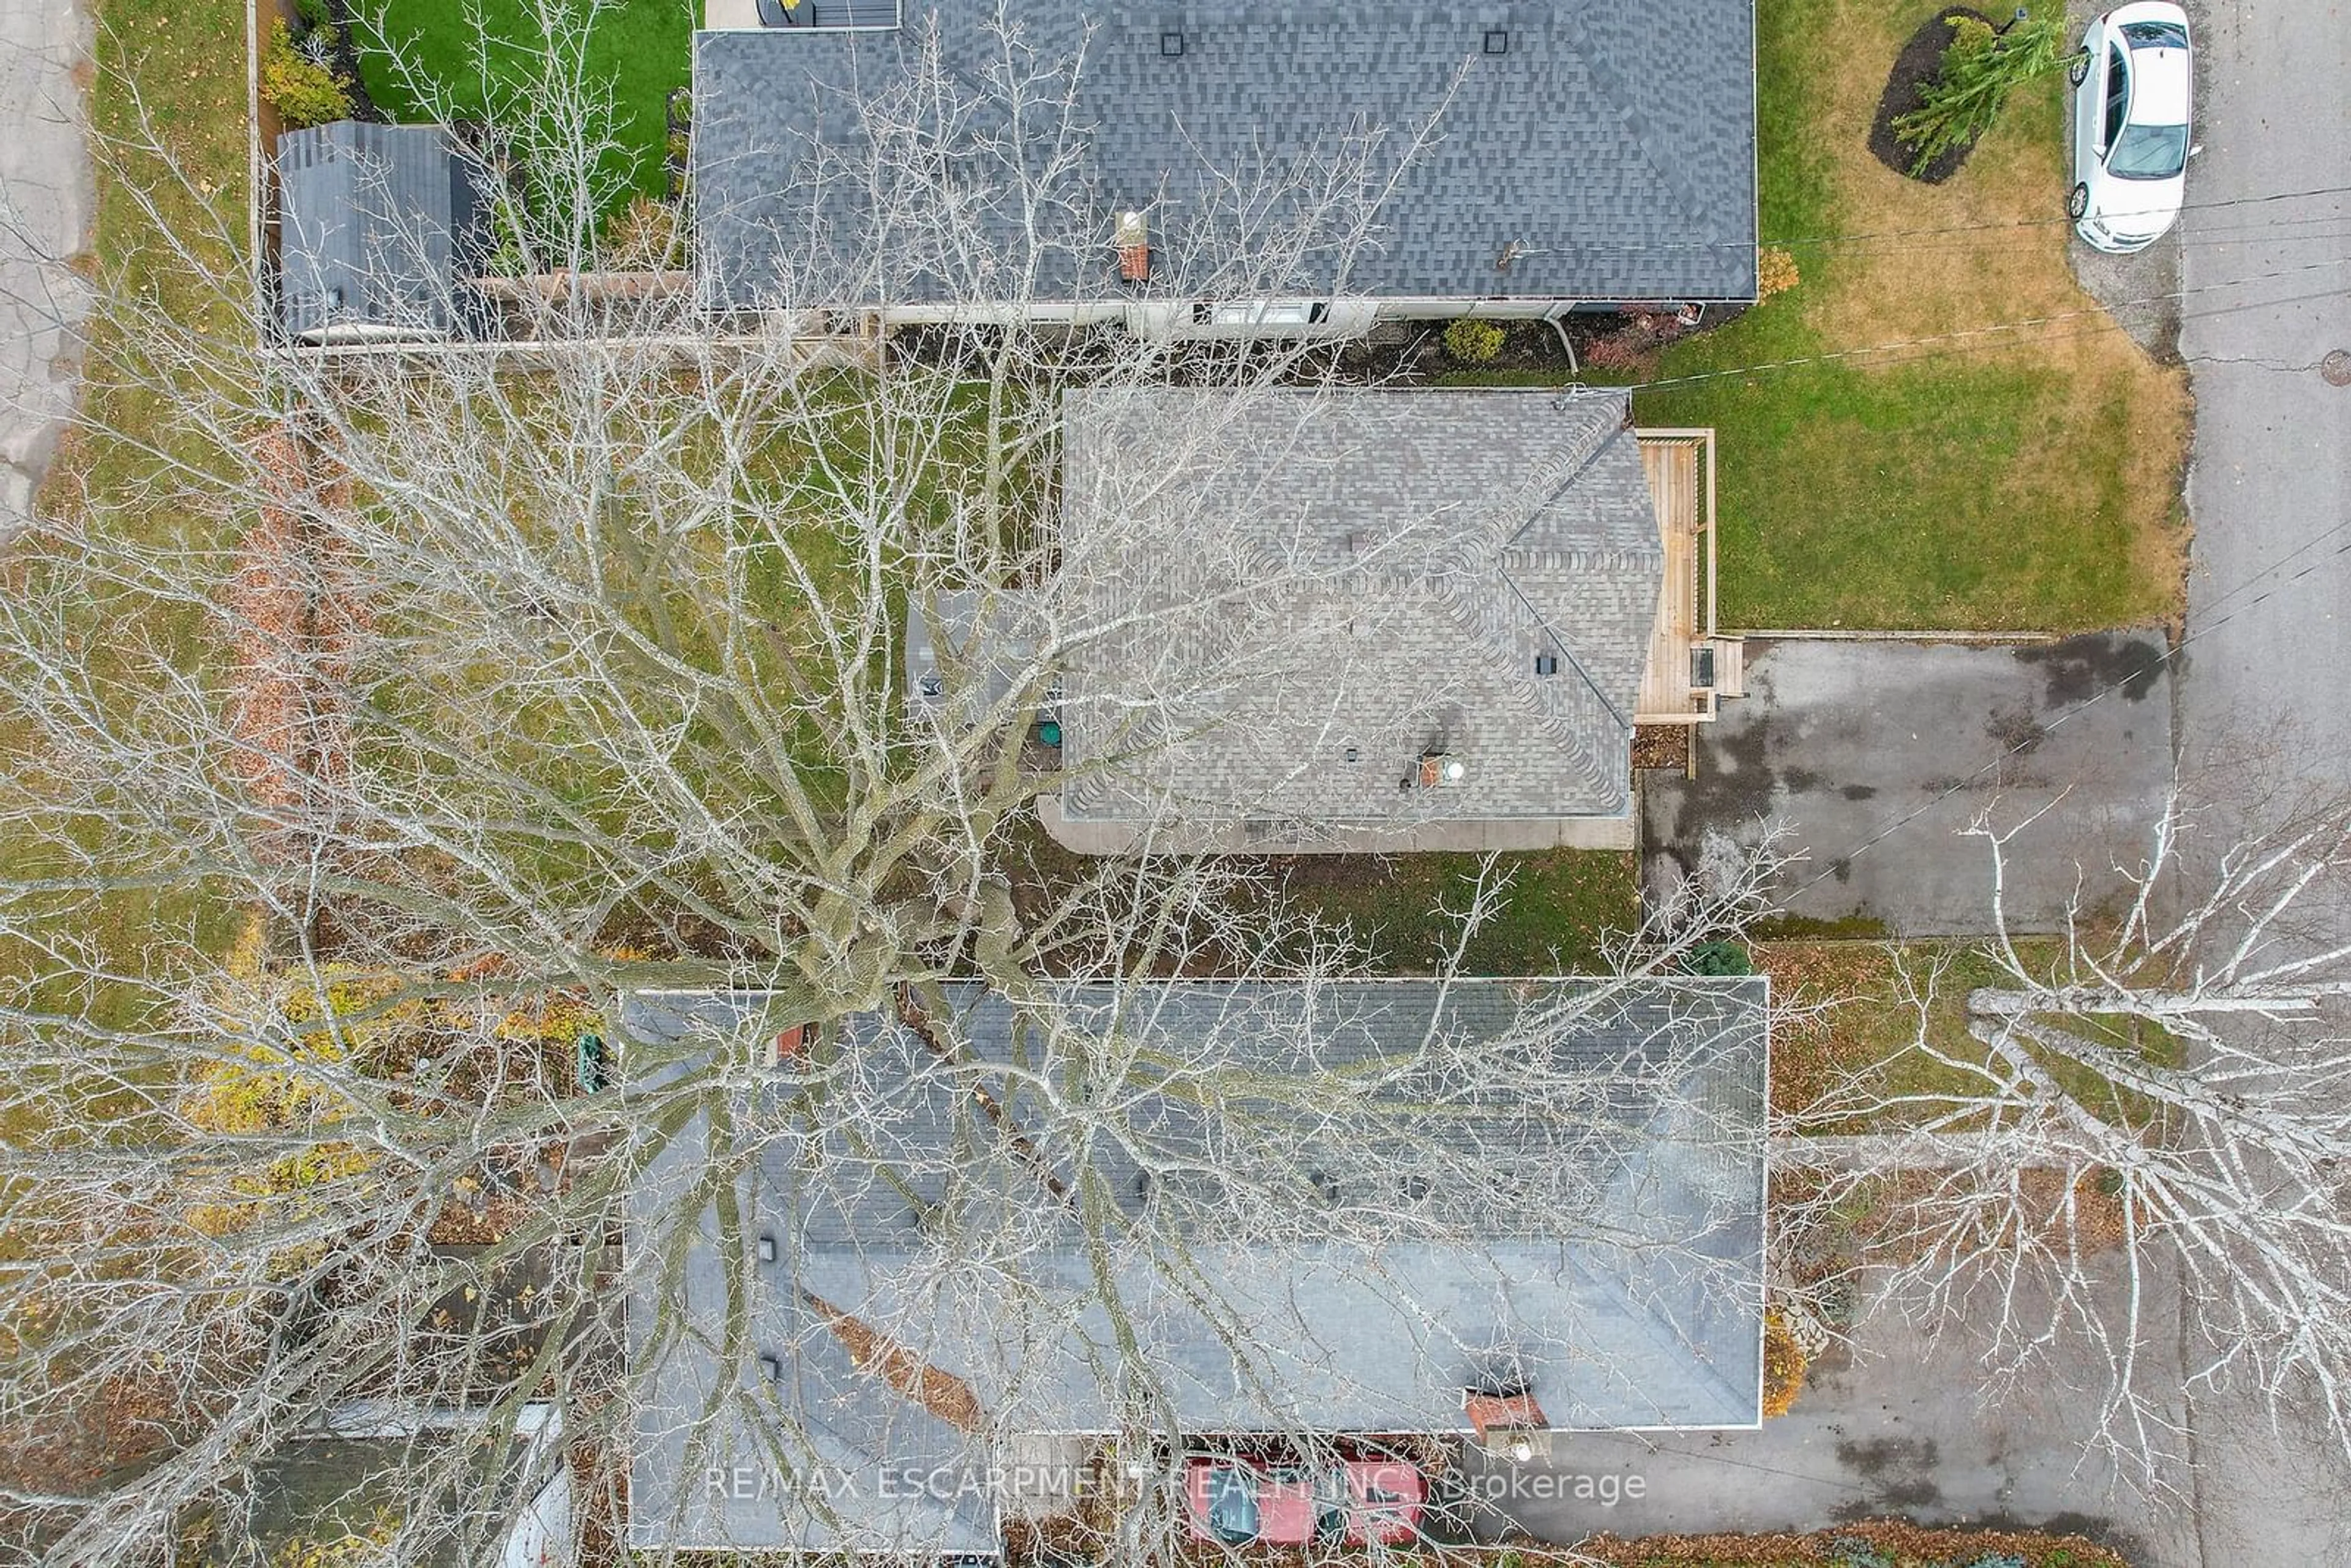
1160, 29, 1183, 56
1344, 745, 1360, 764
756, 1232, 778, 1263
1115, 209, 1150, 283
758, 1353, 784, 1382
1483, 28, 1509, 54
1534, 651, 1559, 677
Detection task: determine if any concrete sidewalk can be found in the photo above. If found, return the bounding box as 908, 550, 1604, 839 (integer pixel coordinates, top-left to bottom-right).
0, 0, 94, 533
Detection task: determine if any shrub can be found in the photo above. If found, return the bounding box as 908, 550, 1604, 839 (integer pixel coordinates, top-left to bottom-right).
1580, 331, 1654, 375
295, 0, 332, 24
1443, 317, 1507, 364
1686, 939, 1755, 975
1761, 1311, 1808, 1417
262, 18, 352, 129
1894, 11, 2073, 176
1756, 244, 1799, 302
604, 194, 684, 268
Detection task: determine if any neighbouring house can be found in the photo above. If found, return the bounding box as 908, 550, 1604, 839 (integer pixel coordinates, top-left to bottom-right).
904, 386, 1736, 853
618, 977, 1768, 1559
689, 1, 1759, 330
274, 121, 494, 346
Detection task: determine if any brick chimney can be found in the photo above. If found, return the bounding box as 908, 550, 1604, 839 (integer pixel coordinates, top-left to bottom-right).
1115, 210, 1150, 283
1464, 1387, 1547, 1442
770, 1023, 812, 1068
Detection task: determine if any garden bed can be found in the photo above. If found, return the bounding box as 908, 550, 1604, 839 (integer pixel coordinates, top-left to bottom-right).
1870, 7, 1995, 184
1633, 725, 1692, 772
1553, 1519, 2131, 1566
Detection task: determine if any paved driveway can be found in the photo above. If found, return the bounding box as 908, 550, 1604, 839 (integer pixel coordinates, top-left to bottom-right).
1456, 1258, 2351, 1568
0, 0, 94, 532
1642, 636, 2173, 935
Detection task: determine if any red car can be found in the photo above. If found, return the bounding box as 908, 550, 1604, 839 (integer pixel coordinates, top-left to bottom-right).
1183, 1453, 1426, 1547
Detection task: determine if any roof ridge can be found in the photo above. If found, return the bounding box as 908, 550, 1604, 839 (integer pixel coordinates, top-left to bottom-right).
1498, 397, 1630, 553
1545, 6, 1709, 224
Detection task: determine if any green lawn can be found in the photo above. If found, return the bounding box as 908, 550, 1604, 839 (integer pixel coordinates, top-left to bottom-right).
352, 0, 694, 222
2, 0, 254, 1035
1764, 939, 2187, 1134
1650, 0, 2191, 631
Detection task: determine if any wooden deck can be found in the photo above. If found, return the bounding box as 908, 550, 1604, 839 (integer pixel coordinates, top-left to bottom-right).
1635, 430, 1729, 724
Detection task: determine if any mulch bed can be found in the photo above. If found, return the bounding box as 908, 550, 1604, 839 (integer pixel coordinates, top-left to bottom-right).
1871, 7, 1993, 184
1527, 1520, 2131, 1567
1633, 724, 1692, 772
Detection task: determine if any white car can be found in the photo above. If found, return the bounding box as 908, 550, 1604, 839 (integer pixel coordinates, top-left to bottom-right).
2068, 2, 2195, 252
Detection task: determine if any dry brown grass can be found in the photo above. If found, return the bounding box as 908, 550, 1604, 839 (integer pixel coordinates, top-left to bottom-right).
1802, 0, 2192, 593
1638, 0, 2191, 631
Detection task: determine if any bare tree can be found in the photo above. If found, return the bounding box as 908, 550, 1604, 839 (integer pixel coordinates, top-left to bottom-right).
0, 6, 1774, 1564
1779, 775, 2351, 1485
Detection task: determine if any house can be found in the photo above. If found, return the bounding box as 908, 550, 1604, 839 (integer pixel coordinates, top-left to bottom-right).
921, 385, 1733, 853
689, 1, 1759, 329
618, 975, 1768, 1558
274, 121, 493, 345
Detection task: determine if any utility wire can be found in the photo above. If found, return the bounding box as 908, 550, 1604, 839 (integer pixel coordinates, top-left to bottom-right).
1629, 254, 2351, 392
1508, 181, 2351, 257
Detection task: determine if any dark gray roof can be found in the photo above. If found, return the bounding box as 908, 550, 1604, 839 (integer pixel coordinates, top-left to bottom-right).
618, 977, 1766, 1553
1054, 386, 1662, 826
691, 2, 1759, 310
275, 121, 484, 340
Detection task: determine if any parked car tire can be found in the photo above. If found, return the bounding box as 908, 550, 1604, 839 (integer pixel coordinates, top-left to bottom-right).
2067, 182, 2090, 219
2068, 50, 2091, 86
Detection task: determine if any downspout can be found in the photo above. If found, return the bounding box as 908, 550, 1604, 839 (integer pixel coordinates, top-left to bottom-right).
1543, 303, 1580, 373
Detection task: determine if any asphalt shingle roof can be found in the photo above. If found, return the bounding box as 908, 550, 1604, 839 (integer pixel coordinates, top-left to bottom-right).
1053, 386, 1662, 825
619, 977, 1768, 1554
275, 122, 484, 340
691, 1, 1758, 309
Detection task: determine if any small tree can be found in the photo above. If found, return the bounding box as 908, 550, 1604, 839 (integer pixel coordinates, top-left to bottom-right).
1894, 11, 2075, 176
262, 18, 353, 128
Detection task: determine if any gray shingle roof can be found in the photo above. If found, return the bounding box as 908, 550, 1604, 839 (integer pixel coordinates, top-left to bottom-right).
274, 122, 485, 340
618, 977, 1767, 1554
691, 1, 1758, 310
622, 1091, 1000, 1555
1054, 386, 1661, 825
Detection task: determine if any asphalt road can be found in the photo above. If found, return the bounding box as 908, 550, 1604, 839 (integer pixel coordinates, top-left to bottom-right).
2161, 4, 2351, 1562
2173, 0, 2351, 782
0, 0, 92, 534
